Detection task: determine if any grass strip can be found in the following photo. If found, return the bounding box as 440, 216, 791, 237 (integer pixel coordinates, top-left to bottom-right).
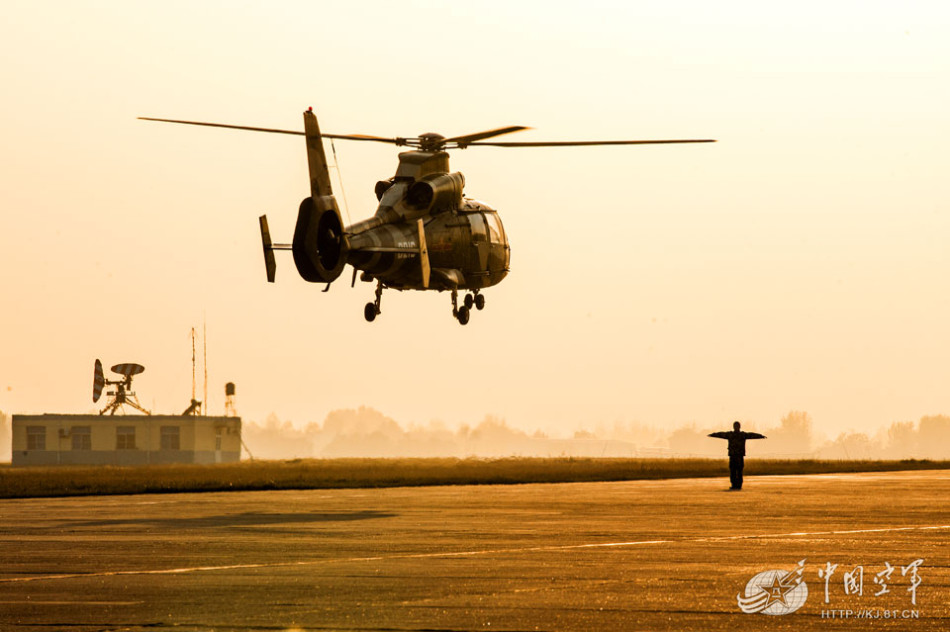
1, 457, 947, 499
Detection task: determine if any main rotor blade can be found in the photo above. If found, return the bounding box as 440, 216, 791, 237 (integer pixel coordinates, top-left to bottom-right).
139, 117, 304, 135
138, 117, 404, 143
341, 134, 411, 146
138, 117, 717, 148
444, 126, 531, 146
467, 139, 717, 147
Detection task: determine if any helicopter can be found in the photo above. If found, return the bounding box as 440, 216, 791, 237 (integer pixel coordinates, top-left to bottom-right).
140, 109, 713, 325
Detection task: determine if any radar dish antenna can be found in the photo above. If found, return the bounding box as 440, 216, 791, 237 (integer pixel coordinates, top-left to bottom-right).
95, 360, 151, 415
111, 363, 145, 377
93, 359, 105, 403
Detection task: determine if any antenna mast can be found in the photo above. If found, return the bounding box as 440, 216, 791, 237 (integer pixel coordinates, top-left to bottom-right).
191, 328, 197, 402
182, 328, 203, 416
203, 320, 208, 416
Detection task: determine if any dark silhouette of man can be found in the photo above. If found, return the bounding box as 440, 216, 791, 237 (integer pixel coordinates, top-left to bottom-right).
708, 421, 766, 490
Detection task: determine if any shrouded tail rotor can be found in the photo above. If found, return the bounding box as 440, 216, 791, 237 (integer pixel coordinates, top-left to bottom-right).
292, 196, 347, 283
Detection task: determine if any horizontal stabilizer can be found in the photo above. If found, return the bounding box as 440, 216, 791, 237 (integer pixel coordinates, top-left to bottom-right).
259, 216, 277, 282
259, 215, 291, 283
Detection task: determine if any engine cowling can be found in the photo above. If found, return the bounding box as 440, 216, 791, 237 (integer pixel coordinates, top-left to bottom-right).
375, 179, 394, 201
292, 196, 348, 283
406, 172, 465, 213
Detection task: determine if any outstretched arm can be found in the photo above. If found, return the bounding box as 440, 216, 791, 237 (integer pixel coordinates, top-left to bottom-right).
746, 432, 766, 439
708, 431, 730, 439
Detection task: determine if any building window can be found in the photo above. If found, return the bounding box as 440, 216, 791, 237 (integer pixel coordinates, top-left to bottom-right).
26, 426, 46, 450
71, 426, 92, 451
160, 426, 180, 450
116, 426, 136, 450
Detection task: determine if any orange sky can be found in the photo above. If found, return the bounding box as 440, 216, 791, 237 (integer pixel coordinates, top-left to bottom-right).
1, 1, 947, 436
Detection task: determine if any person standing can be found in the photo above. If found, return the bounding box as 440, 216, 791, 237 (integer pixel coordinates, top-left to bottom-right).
708, 421, 766, 490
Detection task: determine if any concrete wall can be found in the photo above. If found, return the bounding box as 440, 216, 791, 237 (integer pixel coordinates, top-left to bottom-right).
11, 414, 242, 466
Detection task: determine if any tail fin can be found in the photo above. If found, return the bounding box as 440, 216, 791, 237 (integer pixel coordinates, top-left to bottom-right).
304, 107, 333, 199
292, 108, 348, 283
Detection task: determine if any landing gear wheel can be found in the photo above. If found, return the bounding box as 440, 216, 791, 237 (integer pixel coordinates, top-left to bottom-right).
364, 303, 377, 322
457, 306, 470, 325
474, 294, 486, 310
464, 293, 474, 309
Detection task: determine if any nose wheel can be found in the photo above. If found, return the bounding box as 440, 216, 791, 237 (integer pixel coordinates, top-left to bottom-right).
451, 290, 484, 325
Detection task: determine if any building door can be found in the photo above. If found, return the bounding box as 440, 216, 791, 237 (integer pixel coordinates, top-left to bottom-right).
215, 429, 223, 463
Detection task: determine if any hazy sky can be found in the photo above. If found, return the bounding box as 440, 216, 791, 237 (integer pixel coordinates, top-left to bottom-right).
1, 1, 947, 436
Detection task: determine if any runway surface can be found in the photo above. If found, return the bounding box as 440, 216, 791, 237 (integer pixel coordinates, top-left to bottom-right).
1, 470, 948, 631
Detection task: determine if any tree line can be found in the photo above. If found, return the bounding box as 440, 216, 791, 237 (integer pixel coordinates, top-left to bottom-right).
239, 408, 950, 461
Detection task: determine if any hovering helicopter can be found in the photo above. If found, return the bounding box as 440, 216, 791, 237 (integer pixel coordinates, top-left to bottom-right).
140, 109, 713, 324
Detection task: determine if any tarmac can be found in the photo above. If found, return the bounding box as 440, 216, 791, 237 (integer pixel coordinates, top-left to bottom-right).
1, 470, 948, 631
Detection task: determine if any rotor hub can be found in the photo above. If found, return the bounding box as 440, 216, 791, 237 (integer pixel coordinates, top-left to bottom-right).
417, 133, 446, 151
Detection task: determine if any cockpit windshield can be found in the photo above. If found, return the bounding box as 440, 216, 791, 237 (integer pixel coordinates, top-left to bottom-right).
468, 213, 486, 241
485, 212, 504, 244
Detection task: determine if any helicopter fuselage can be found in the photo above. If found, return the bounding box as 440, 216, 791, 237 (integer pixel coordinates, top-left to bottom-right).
347, 200, 509, 291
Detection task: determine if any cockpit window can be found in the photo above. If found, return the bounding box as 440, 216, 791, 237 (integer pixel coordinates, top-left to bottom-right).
485, 212, 504, 244
469, 212, 487, 241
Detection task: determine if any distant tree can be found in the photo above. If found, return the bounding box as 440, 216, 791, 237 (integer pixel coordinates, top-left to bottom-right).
602, 421, 664, 448
818, 432, 879, 460
315, 407, 422, 457
243, 413, 315, 459
669, 424, 718, 456
403, 422, 461, 457
466, 415, 534, 456
321, 406, 402, 439
765, 410, 813, 456
883, 421, 916, 459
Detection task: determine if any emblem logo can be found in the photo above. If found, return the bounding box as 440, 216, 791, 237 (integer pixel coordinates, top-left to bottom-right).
738, 559, 808, 615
